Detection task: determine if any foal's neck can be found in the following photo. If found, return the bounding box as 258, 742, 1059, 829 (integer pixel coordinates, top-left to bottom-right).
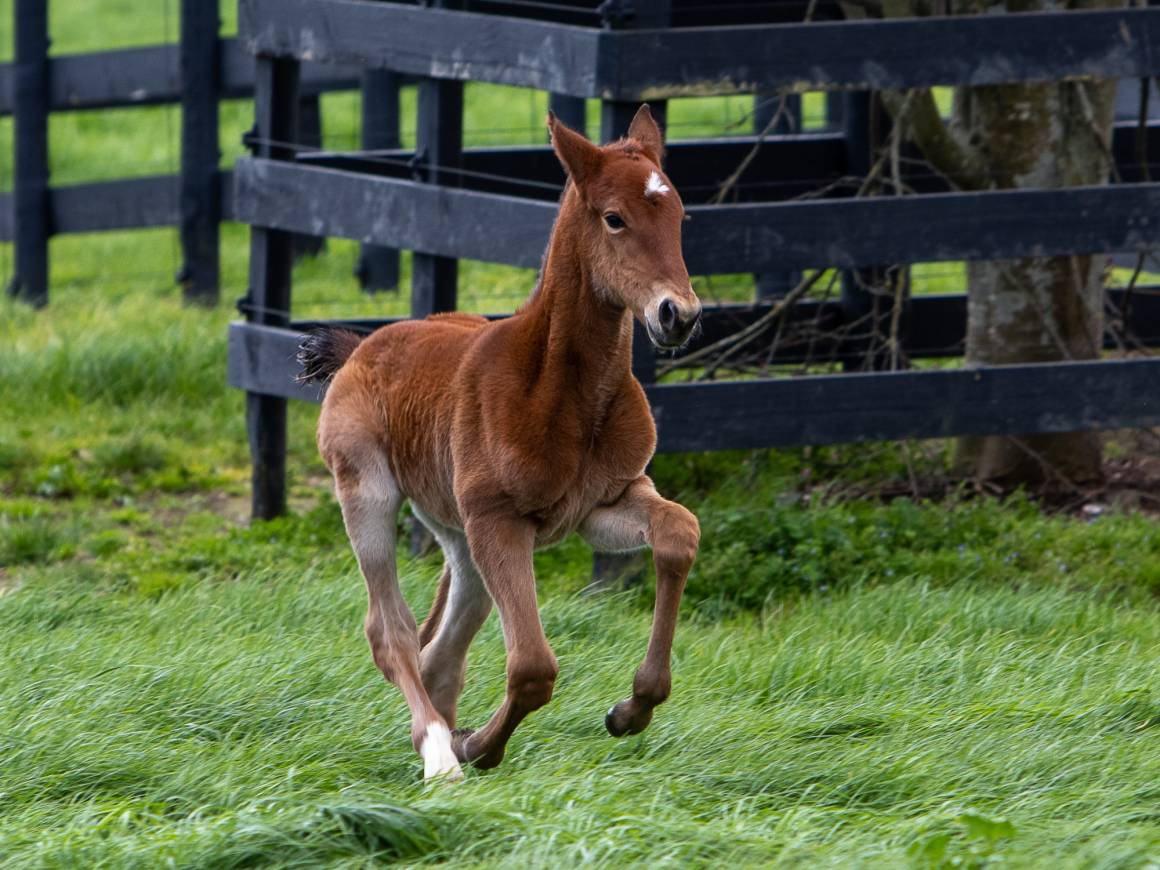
519, 188, 634, 400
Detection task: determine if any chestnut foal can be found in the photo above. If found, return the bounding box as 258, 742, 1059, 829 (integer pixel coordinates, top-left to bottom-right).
302, 105, 701, 780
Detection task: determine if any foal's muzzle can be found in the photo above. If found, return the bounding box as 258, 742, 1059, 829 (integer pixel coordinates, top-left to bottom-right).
649, 296, 702, 349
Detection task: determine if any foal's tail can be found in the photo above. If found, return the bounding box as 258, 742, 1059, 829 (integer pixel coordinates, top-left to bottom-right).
296, 328, 364, 385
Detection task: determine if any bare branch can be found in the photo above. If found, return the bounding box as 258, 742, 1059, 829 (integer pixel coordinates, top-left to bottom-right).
880, 88, 988, 191
657, 269, 827, 377
711, 93, 792, 205
1073, 81, 1121, 184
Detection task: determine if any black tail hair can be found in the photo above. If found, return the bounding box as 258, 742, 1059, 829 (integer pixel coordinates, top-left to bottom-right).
296, 328, 364, 385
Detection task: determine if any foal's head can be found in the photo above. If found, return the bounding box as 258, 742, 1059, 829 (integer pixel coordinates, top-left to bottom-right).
548, 105, 701, 349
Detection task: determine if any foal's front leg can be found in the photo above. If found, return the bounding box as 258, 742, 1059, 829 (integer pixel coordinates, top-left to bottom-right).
580, 477, 700, 736
453, 513, 558, 770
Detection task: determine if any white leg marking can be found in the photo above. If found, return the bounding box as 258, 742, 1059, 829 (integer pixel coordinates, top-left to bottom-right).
421, 721, 463, 781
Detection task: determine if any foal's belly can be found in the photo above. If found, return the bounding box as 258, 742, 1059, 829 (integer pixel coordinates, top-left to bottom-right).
407, 462, 627, 550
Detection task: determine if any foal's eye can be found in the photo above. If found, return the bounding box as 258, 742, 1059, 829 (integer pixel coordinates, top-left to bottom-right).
603, 212, 626, 231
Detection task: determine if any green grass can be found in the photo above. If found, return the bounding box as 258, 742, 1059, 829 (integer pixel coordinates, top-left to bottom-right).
1, 523, 1158, 868
2, 2, 1160, 866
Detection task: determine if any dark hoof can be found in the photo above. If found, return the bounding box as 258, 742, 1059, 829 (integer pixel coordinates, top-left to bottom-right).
451, 728, 505, 770
450, 728, 476, 763
605, 701, 652, 738
605, 706, 630, 738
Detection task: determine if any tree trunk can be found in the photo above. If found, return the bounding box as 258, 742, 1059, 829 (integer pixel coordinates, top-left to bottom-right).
953, 75, 1115, 488
877, 0, 1123, 489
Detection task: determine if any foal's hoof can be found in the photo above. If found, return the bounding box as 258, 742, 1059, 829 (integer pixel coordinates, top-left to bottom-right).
451, 728, 505, 770
605, 699, 654, 738
421, 722, 464, 782
450, 727, 476, 762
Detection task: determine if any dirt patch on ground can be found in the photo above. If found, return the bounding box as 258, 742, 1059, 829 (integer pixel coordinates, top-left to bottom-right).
144, 475, 332, 530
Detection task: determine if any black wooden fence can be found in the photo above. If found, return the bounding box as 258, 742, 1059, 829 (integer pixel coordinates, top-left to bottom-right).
218, 0, 1160, 519
0, 0, 406, 307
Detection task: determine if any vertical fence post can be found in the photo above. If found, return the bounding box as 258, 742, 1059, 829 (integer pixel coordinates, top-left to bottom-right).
356, 69, 402, 291
410, 0, 463, 319
599, 0, 670, 143
178, 0, 220, 305
548, 93, 586, 136
244, 56, 300, 520
7, 0, 50, 307
825, 91, 845, 131
410, 77, 463, 318
291, 93, 326, 259
754, 91, 801, 300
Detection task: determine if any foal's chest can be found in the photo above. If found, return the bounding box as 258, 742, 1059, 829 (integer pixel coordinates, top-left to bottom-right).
528, 448, 645, 548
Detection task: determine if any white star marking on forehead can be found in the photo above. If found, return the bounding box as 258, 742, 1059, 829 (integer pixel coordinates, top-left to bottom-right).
645, 170, 670, 198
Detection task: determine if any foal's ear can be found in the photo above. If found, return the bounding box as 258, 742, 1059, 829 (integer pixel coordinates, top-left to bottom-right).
627, 104, 664, 166
548, 111, 602, 189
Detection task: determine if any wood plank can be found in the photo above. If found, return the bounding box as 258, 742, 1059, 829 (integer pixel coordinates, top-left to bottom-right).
0, 39, 360, 115
239, 1, 1160, 98
684, 183, 1160, 272
234, 158, 1160, 272
218, 38, 361, 98
411, 51, 464, 319
239, 0, 603, 97
228, 322, 324, 402
179, 2, 221, 304
48, 45, 179, 112
9, 0, 50, 306
9, 170, 231, 238
649, 358, 1160, 452
244, 56, 302, 521
613, 8, 1160, 98
226, 322, 1160, 449
355, 70, 402, 291
50, 177, 179, 233
0, 193, 11, 241
233, 158, 556, 268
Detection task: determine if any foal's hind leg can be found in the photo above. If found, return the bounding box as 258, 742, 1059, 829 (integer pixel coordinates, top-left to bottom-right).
413, 510, 493, 727
328, 448, 462, 781
580, 477, 699, 737
418, 562, 451, 650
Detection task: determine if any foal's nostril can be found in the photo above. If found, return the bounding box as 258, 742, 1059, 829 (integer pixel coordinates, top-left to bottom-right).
659, 298, 679, 332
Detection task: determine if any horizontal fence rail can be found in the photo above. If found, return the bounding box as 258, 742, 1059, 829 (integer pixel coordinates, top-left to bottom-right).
233, 157, 1160, 273
227, 321, 1160, 451
230, 286, 1160, 389
0, 39, 359, 116
0, 175, 235, 239
240, 0, 1160, 98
